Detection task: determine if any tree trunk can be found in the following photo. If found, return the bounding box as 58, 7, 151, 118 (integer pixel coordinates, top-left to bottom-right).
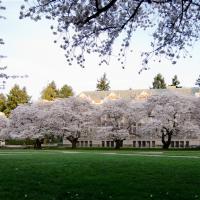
162, 142, 170, 149
71, 139, 78, 149
34, 138, 42, 149
161, 129, 172, 150
115, 140, 122, 149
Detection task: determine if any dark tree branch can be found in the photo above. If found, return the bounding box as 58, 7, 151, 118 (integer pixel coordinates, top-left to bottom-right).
79, 0, 118, 25
120, 0, 144, 30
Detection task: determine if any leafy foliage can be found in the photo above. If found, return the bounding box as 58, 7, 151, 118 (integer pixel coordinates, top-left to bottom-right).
0, 93, 6, 112
171, 75, 181, 87
143, 93, 199, 149
1, 93, 200, 149
96, 100, 129, 149
41, 81, 74, 100
195, 75, 200, 87
96, 73, 110, 91
58, 84, 74, 98
152, 73, 166, 89
4, 84, 31, 116
20, 0, 200, 69
41, 81, 59, 101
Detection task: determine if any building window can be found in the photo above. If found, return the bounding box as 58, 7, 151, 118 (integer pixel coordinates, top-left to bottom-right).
152, 141, 155, 148
133, 141, 136, 148
147, 141, 150, 148
142, 141, 146, 147
180, 141, 184, 148
106, 141, 110, 147
185, 141, 189, 148
171, 141, 174, 148
175, 141, 179, 148
111, 141, 114, 148
102, 141, 105, 147
138, 141, 141, 148
89, 141, 92, 147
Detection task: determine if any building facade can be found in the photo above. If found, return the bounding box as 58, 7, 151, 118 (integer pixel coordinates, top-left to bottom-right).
63, 87, 200, 148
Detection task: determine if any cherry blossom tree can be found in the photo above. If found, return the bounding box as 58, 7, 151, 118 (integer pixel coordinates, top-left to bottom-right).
20, 0, 200, 69
3, 101, 52, 148
125, 101, 148, 136
96, 99, 130, 149
0, 112, 8, 139
143, 93, 199, 149
2, 97, 94, 149
43, 97, 95, 148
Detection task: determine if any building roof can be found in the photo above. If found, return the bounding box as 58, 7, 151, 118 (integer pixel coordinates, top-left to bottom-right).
78, 87, 200, 104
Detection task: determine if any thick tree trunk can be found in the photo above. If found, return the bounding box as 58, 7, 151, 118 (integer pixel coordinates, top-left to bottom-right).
70, 138, 78, 149
161, 129, 172, 150
71, 140, 77, 149
115, 140, 123, 149
67, 136, 78, 149
34, 138, 42, 149
162, 142, 171, 149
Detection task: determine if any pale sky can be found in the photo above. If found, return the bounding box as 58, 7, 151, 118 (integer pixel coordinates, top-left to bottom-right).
1, 0, 200, 101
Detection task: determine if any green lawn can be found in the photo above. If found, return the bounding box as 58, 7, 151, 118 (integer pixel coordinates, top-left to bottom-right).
0, 149, 200, 200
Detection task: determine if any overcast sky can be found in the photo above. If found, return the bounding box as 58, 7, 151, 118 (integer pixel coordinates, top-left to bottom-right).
1, 0, 200, 101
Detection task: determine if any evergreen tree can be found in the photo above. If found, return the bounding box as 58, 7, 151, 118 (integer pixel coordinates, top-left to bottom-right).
5, 84, 31, 116
96, 73, 110, 91
195, 75, 200, 87
0, 93, 6, 113
152, 73, 167, 89
58, 84, 74, 98
171, 75, 180, 87
41, 81, 59, 101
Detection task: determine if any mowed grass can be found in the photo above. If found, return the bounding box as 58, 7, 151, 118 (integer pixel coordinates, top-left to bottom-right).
0, 150, 200, 200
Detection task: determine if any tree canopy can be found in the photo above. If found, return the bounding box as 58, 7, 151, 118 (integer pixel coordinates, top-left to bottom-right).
2, 93, 199, 149
0, 93, 6, 113
20, 0, 200, 69
143, 93, 198, 149
152, 73, 166, 89
58, 84, 74, 98
195, 75, 200, 87
96, 73, 110, 91
41, 81, 74, 100
41, 81, 59, 101
171, 75, 181, 87
4, 84, 31, 116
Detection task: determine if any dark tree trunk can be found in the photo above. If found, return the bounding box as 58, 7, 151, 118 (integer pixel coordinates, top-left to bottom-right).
71, 138, 78, 149
72, 140, 77, 149
34, 138, 42, 149
161, 129, 172, 150
115, 140, 123, 149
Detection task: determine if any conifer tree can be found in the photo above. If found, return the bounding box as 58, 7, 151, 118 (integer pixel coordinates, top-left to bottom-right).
96, 73, 110, 91
195, 75, 200, 87
0, 93, 6, 113
152, 73, 166, 89
58, 84, 74, 98
171, 75, 181, 87
41, 81, 59, 101
4, 84, 30, 116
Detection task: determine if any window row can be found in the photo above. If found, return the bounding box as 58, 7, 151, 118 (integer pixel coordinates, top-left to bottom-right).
170, 141, 189, 148
77, 141, 93, 147
75, 140, 190, 148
